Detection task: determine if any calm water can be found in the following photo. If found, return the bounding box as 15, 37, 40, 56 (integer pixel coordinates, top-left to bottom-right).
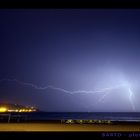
7, 112, 140, 121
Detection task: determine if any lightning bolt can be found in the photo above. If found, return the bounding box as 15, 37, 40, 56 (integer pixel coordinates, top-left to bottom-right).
0, 78, 127, 95
0, 78, 136, 111
98, 91, 111, 103
128, 87, 136, 111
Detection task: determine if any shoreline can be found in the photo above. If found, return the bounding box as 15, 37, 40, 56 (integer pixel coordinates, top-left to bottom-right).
0, 122, 139, 131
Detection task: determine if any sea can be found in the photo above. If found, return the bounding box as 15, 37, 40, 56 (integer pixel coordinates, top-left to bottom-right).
3, 112, 140, 122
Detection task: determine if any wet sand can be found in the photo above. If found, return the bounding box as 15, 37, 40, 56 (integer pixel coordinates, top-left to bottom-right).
0, 123, 140, 131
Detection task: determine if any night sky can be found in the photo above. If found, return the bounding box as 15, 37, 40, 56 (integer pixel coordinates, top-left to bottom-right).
1, 9, 140, 112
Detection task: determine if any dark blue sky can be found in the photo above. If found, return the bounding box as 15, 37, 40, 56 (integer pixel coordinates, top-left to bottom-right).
1, 9, 140, 112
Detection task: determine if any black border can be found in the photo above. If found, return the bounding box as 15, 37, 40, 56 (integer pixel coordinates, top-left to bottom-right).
1, 132, 140, 139
0, 0, 140, 9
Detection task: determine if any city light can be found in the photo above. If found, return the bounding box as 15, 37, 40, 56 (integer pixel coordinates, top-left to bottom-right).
0, 107, 7, 112
0, 106, 37, 113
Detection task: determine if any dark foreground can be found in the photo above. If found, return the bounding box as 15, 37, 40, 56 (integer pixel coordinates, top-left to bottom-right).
0, 122, 140, 139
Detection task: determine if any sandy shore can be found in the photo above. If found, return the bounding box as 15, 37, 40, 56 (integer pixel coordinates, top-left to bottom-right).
0, 123, 140, 131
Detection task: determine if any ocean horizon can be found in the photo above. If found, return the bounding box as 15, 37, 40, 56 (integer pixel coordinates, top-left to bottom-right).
0, 112, 139, 122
